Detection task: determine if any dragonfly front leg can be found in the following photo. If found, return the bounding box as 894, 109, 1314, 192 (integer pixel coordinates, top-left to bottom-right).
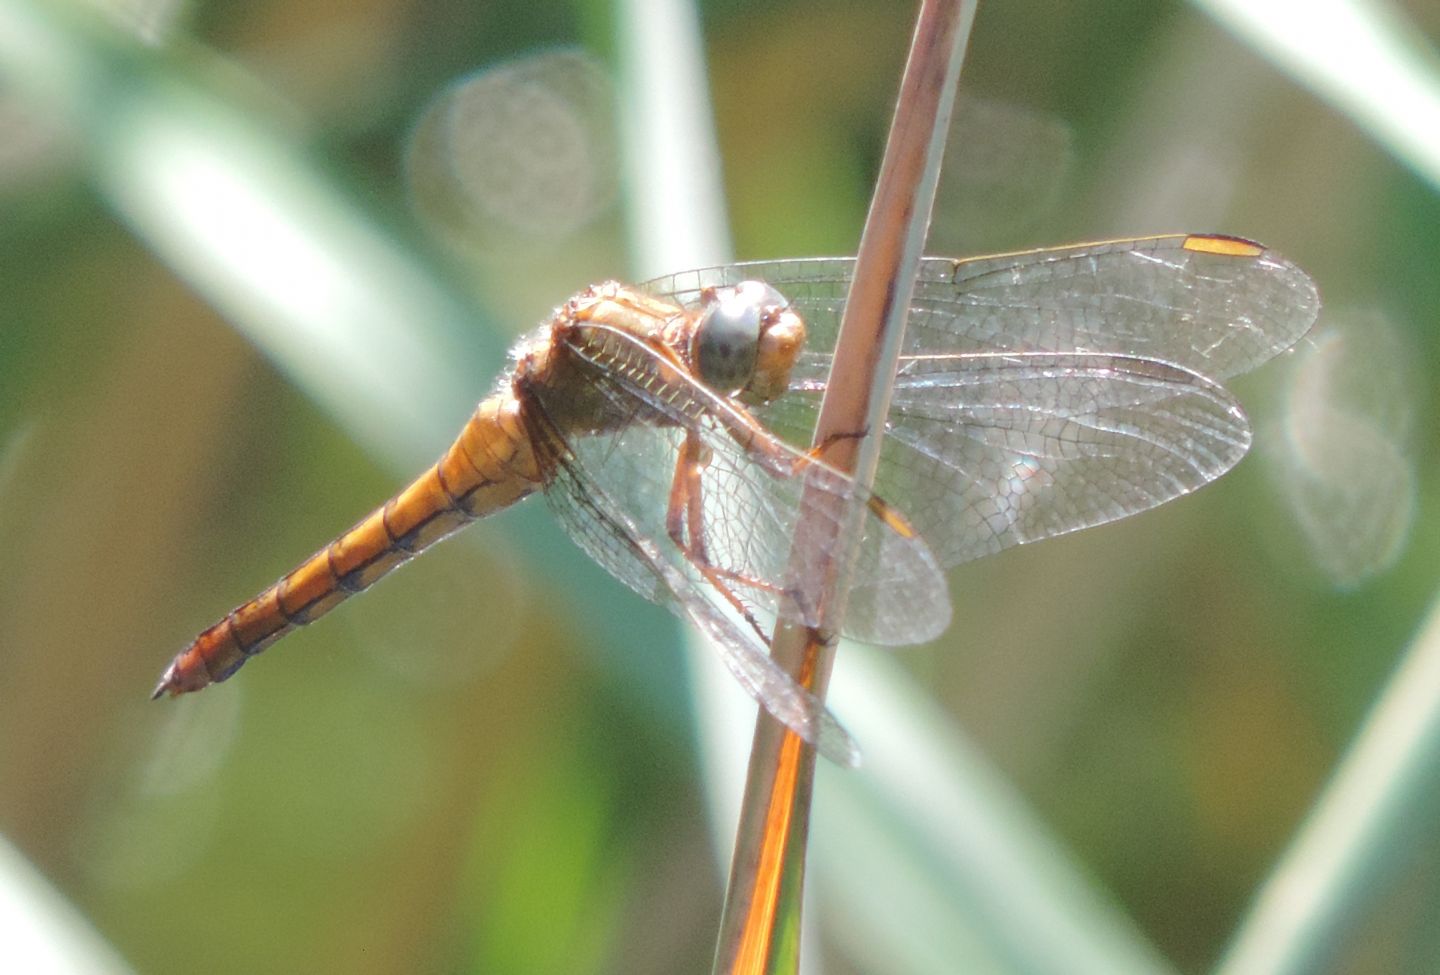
805, 426, 869, 469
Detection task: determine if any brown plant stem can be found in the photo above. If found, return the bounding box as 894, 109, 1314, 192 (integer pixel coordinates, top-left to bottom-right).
712, 3, 977, 973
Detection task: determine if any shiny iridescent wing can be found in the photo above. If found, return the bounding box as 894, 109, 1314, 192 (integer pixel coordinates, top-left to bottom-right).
644, 235, 1319, 595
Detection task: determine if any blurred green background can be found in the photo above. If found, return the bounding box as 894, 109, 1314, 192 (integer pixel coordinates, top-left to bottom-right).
1, 1, 1438, 973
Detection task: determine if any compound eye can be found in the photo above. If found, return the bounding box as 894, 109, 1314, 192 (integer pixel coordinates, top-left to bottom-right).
692, 285, 763, 394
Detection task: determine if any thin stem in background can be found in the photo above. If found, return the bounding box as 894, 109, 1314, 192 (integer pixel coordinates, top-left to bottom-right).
713, 3, 977, 973
1194, 0, 1440, 193
0, 0, 484, 468
1215, 593, 1440, 975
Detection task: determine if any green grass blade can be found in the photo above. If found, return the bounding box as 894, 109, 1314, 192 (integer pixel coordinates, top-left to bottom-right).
1194, 0, 1440, 192
1216, 592, 1440, 975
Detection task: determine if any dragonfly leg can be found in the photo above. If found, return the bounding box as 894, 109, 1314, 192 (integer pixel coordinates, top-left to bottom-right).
666, 429, 712, 565
807, 426, 870, 467
768, 426, 874, 492
665, 430, 789, 645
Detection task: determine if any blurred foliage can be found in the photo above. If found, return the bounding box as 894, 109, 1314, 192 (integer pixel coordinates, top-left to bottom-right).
0, 1, 1437, 973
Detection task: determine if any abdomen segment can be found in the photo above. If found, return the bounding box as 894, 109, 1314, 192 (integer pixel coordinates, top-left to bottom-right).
153, 395, 540, 697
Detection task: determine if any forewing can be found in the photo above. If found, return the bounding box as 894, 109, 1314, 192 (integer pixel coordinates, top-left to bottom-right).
646, 235, 1319, 386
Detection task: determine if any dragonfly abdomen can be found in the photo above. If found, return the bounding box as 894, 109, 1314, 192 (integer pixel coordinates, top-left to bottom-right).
153, 394, 541, 697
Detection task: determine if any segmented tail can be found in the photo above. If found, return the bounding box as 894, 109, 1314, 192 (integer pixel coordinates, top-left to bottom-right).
153, 395, 539, 697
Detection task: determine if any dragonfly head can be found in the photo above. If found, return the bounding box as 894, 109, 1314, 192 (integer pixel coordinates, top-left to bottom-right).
692, 280, 805, 404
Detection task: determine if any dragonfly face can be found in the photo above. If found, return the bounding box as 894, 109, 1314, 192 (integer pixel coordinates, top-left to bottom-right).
688, 281, 806, 403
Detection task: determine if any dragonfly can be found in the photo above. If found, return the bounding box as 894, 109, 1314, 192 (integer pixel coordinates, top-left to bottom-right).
154, 233, 1319, 764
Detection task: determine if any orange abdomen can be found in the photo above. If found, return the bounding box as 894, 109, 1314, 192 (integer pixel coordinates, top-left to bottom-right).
153, 394, 540, 697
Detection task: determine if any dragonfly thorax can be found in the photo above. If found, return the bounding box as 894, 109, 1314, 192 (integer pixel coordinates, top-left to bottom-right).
691, 280, 805, 404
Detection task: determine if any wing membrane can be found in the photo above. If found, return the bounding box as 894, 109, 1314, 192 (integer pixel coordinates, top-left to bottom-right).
867, 352, 1248, 567
646, 235, 1319, 383
541, 446, 859, 764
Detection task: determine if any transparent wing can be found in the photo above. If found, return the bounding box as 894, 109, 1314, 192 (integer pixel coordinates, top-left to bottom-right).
643, 235, 1317, 568
541, 446, 859, 765
870, 351, 1248, 565
646, 235, 1320, 383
